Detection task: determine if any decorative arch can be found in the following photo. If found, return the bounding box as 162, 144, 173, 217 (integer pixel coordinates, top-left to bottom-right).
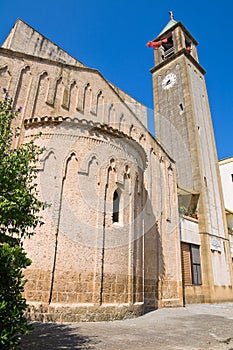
40, 148, 56, 171
139, 133, 145, 143
39, 150, 57, 207
62, 80, 76, 110
78, 154, 98, 175
108, 103, 115, 124
32, 71, 49, 117
62, 152, 78, 179
0, 65, 11, 95
91, 89, 104, 116
97, 90, 104, 114
46, 76, 62, 107
76, 82, 91, 112
54, 77, 64, 111
83, 83, 92, 112
13, 65, 31, 111
69, 80, 78, 113
129, 124, 134, 136
119, 113, 125, 131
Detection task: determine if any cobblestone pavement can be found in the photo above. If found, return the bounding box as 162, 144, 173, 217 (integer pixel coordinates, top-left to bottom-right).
21, 303, 233, 350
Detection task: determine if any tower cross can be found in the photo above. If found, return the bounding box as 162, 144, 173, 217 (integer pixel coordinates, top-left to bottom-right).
169, 11, 174, 20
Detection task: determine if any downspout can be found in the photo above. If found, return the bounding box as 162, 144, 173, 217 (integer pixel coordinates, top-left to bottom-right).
48, 176, 65, 304
100, 168, 110, 305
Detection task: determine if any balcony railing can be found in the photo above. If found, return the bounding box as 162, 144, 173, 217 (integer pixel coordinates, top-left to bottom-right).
164, 47, 175, 59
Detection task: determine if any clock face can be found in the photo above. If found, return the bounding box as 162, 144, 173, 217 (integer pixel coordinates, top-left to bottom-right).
162, 73, 177, 90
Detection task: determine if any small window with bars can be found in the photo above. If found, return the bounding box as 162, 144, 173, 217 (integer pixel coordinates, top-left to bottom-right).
181, 243, 202, 285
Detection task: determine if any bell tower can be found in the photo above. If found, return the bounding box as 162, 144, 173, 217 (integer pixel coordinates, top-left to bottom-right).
150, 12, 233, 303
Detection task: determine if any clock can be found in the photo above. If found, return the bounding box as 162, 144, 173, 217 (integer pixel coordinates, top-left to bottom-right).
162, 73, 177, 90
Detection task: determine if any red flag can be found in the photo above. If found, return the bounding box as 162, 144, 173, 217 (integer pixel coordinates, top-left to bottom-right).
147, 41, 160, 48
146, 37, 168, 49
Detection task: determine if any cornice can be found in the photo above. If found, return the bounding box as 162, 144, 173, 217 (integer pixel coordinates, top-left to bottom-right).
24, 116, 148, 169
150, 48, 206, 75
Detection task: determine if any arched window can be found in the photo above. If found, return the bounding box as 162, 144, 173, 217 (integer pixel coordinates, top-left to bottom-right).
113, 190, 120, 223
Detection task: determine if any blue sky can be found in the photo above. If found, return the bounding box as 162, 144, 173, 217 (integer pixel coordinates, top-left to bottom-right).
0, 0, 232, 160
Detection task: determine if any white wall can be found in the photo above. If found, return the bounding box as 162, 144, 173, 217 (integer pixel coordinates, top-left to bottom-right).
219, 157, 233, 212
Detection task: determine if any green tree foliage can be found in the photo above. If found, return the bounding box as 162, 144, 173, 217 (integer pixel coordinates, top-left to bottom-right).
0, 90, 44, 349
0, 244, 31, 349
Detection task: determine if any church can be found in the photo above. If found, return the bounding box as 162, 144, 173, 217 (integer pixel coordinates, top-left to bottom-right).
0, 13, 233, 322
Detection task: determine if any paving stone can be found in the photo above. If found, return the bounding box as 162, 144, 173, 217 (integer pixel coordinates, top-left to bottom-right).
21, 303, 233, 349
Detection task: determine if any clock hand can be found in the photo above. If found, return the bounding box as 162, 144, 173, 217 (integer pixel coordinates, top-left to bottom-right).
166, 79, 171, 86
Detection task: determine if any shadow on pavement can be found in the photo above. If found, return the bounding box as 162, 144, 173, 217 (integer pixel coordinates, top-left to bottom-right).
21, 322, 99, 350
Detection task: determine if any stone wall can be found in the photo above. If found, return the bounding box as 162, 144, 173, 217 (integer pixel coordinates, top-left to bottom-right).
0, 22, 184, 321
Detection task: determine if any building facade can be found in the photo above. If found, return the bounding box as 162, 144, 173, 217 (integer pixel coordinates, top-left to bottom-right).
0, 15, 232, 321
219, 157, 233, 264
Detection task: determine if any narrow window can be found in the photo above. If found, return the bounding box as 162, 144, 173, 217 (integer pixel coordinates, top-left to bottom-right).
231, 174, 233, 182
113, 190, 120, 223
181, 243, 202, 285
